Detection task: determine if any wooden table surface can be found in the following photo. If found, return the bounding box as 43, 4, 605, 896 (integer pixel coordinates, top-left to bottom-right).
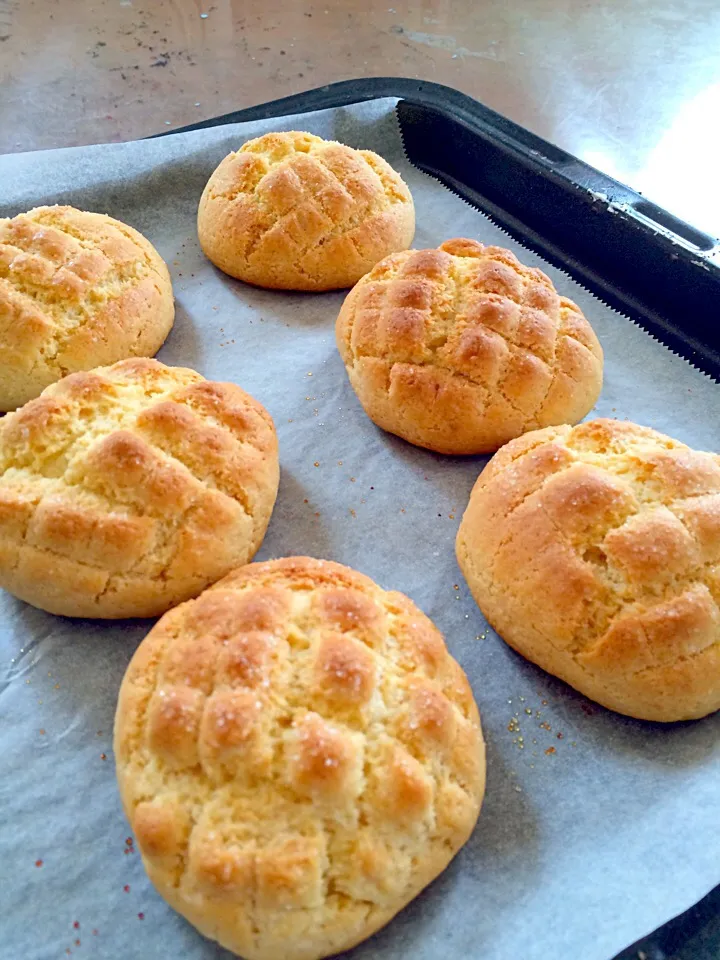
2, 0, 720, 234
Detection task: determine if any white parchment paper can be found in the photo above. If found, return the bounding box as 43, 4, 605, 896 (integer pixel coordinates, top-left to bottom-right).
1, 99, 718, 960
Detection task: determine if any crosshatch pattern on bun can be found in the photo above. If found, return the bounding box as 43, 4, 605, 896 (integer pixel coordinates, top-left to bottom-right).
0, 205, 175, 411
457, 419, 720, 721
337, 238, 603, 454
197, 131, 415, 291
114, 557, 485, 960
0, 358, 279, 619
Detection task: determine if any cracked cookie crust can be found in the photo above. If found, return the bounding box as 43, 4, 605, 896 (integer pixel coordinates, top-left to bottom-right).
197, 131, 415, 291
0, 205, 175, 411
0, 358, 279, 618
114, 557, 485, 960
457, 418, 720, 721
336, 239, 603, 454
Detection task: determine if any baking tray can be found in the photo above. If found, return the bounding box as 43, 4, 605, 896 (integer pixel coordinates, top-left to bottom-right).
160, 78, 720, 960
2, 80, 718, 960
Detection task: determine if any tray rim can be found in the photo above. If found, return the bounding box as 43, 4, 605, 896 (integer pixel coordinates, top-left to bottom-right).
155, 77, 720, 384
156, 76, 719, 252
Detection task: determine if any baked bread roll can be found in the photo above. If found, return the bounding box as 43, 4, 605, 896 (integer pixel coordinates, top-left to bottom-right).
197, 131, 415, 291
457, 418, 720, 721
336, 239, 603, 454
0, 205, 174, 412
114, 557, 485, 960
0, 359, 278, 619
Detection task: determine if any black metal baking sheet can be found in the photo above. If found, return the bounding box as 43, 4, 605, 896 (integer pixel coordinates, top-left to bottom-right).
158, 77, 719, 960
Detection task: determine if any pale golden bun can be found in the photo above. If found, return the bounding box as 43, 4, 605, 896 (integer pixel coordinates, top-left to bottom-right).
336, 239, 603, 454
457, 418, 720, 721
114, 557, 485, 960
0, 205, 174, 412
197, 131, 415, 291
0, 359, 278, 619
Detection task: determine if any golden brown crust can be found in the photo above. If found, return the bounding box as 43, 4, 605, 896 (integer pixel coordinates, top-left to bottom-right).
0, 358, 279, 618
197, 131, 415, 291
456, 418, 720, 721
0, 205, 175, 411
114, 557, 485, 960
336, 239, 604, 454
